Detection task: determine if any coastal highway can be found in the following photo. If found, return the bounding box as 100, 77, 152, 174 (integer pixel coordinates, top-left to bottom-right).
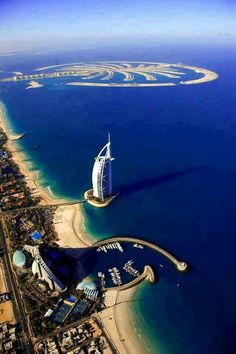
0, 199, 87, 216
0, 219, 34, 353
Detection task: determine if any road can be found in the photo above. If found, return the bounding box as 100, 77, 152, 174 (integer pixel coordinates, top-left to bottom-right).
1, 199, 87, 217
0, 219, 34, 353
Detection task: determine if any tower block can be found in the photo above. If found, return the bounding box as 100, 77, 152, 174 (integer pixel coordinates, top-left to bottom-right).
84, 134, 118, 207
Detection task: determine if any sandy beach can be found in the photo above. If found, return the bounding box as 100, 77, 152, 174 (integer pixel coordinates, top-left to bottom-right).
0, 103, 147, 354
98, 286, 148, 354
54, 204, 92, 248
0, 104, 64, 205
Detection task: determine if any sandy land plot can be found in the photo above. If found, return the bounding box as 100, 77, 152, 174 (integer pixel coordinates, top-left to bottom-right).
0, 301, 15, 324
0, 264, 7, 294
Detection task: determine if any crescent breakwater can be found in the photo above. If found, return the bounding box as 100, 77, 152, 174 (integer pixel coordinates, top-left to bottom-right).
66, 82, 177, 87
94, 236, 188, 273
105, 265, 155, 291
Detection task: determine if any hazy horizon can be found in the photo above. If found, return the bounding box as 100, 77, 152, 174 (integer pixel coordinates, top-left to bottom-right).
0, 0, 235, 53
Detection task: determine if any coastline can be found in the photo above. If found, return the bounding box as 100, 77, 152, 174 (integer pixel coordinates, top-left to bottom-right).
99, 286, 149, 354
0, 101, 147, 354
0, 103, 60, 205
0, 101, 95, 249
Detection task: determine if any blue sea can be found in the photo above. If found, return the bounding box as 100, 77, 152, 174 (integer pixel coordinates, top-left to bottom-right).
0, 43, 236, 354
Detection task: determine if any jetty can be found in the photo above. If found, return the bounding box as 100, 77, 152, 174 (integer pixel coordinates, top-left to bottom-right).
107, 265, 155, 291
94, 237, 187, 272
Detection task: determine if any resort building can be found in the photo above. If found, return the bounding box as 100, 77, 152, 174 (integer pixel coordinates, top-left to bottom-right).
92, 133, 114, 201
24, 245, 67, 292
84, 134, 117, 207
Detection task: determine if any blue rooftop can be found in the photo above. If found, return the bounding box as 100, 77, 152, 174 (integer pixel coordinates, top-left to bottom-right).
31, 231, 42, 241
67, 296, 77, 303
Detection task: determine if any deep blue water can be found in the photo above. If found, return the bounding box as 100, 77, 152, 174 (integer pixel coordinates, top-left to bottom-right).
0, 44, 236, 354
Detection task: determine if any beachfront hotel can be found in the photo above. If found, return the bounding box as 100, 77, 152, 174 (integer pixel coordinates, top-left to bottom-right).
85, 134, 117, 207
24, 245, 67, 292
92, 133, 114, 200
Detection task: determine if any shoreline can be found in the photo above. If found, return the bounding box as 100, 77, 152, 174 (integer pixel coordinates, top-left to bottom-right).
99, 286, 149, 354
0, 103, 61, 205
0, 102, 95, 248
0, 101, 147, 354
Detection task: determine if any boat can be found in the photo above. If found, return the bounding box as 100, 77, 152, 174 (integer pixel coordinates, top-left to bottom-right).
133, 243, 144, 249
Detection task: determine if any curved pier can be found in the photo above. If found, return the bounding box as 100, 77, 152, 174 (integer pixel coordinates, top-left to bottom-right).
94, 236, 187, 272
107, 265, 155, 291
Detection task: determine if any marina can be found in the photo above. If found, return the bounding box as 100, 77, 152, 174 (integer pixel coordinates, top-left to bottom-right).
123, 260, 140, 277
109, 267, 122, 286
97, 242, 123, 253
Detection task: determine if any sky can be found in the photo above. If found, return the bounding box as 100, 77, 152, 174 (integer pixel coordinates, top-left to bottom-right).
0, 0, 235, 52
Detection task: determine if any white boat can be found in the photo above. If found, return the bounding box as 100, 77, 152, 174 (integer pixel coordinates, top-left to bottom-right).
133, 243, 144, 249
117, 243, 124, 252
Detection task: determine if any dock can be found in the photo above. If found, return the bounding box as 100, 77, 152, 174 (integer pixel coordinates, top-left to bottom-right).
94, 236, 187, 272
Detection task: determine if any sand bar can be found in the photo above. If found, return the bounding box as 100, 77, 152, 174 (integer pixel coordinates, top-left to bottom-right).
12, 71, 23, 76
66, 82, 176, 87
26, 81, 43, 89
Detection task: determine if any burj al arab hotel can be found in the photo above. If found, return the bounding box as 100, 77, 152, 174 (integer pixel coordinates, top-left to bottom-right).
84, 134, 117, 207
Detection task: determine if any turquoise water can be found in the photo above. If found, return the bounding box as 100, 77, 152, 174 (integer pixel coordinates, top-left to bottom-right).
0, 44, 236, 353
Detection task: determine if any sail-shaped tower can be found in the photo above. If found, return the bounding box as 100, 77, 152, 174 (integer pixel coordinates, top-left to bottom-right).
85, 134, 117, 207
92, 133, 114, 201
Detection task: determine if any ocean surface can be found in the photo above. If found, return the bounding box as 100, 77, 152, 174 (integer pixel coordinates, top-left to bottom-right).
0, 43, 236, 354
